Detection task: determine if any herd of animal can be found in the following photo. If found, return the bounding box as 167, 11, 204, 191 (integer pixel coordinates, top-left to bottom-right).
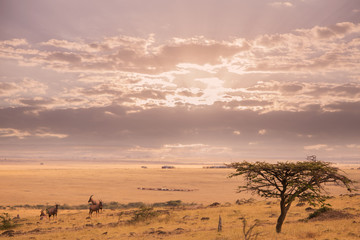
40, 195, 102, 220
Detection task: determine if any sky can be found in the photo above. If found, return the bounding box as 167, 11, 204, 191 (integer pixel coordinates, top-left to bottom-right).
0, 0, 360, 163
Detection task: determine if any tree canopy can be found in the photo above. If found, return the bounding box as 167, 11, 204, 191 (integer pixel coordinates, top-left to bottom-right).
229, 160, 355, 233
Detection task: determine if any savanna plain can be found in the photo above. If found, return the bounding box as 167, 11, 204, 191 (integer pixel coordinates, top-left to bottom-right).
0, 162, 359, 239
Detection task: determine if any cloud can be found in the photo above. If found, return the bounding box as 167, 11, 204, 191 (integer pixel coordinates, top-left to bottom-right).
269, 2, 293, 8
258, 129, 267, 135
347, 144, 360, 149
46, 52, 82, 64
0, 38, 29, 47
1, 36, 249, 74
304, 144, 328, 150
34, 128, 68, 139
239, 100, 273, 107
41, 39, 94, 52
66, 79, 360, 113
323, 101, 360, 113
0, 82, 18, 96
19, 97, 55, 107
248, 22, 360, 74
1, 100, 358, 143
1, 22, 359, 81
1, 21, 360, 161
80, 84, 123, 96
0, 101, 359, 160
164, 143, 208, 148
234, 81, 360, 113
177, 90, 204, 98
0, 78, 48, 103
297, 22, 360, 39
0, 128, 30, 139
126, 89, 169, 100
4, 72, 358, 115
255, 34, 287, 48
0, 127, 68, 139
280, 83, 303, 93
155, 41, 246, 65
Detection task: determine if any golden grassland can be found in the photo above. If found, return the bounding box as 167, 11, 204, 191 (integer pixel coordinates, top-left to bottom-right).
1, 196, 360, 239
0, 163, 253, 205
1, 163, 359, 205
0, 163, 360, 239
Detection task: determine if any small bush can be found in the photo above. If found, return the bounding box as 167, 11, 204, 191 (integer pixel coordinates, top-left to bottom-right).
77, 204, 89, 210
103, 201, 125, 210
307, 206, 332, 219
165, 200, 182, 207
305, 232, 317, 238
239, 217, 262, 240
126, 202, 146, 209
103, 201, 146, 210
59, 204, 71, 210
0, 213, 16, 230
153, 200, 182, 208
128, 206, 159, 224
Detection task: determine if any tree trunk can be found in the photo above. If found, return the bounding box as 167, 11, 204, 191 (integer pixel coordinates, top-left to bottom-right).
276, 200, 291, 233
276, 210, 286, 233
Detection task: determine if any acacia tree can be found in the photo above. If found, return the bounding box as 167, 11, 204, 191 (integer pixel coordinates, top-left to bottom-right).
229, 160, 355, 233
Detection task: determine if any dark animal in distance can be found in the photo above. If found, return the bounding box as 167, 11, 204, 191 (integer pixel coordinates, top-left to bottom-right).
46, 204, 59, 219
40, 209, 47, 220
88, 195, 103, 217
209, 202, 220, 207
89, 202, 102, 217
99, 200, 103, 213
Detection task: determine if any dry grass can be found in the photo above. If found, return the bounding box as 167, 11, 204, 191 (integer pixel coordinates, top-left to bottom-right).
0, 163, 359, 239
1, 164, 358, 205
0, 164, 247, 205
0, 196, 359, 239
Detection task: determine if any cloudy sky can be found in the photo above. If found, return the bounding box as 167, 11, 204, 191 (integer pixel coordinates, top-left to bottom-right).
1, 0, 360, 163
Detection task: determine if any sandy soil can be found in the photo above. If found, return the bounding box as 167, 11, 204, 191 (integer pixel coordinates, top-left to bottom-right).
0, 162, 359, 206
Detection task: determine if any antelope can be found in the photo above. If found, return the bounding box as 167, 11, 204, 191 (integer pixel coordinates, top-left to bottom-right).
88, 195, 103, 217
46, 204, 59, 219
40, 209, 47, 220
89, 202, 102, 217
